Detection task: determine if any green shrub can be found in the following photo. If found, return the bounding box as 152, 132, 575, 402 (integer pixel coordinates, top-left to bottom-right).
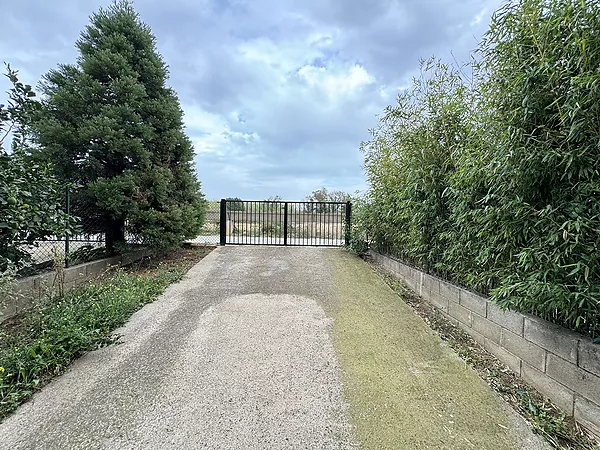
358, 0, 600, 336
0, 66, 70, 272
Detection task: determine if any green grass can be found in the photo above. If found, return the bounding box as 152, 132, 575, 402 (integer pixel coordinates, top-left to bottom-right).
328, 251, 518, 450
0, 264, 186, 421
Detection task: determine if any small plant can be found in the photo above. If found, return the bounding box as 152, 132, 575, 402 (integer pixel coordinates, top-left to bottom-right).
51, 246, 65, 297
0, 266, 17, 319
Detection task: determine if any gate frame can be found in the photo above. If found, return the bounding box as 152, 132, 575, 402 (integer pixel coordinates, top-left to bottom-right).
219, 199, 351, 246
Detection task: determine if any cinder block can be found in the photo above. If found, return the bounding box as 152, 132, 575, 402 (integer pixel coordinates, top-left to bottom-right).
441, 312, 459, 327
464, 326, 485, 347
427, 289, 449, 313
403, 276, 417, 292
485, 338, 522, 375
439, 280, 460, 303
487, 301, 524, 336
574, 396, 600, 440
422, 274, 440, 295
501, 329, 546, 372
546, 354, 600, 405
448, 302, 472, 327
86, 259, 108, 277
579, 339, 600, 375
471, 313, 501, 344
459, 289, 487, 316
0, 300, 17, 322
63, 266, 86, 284
398, 262, 412, 279
14, 277, 35, 295
524, 315, 579, 364
521, 362, 575, 414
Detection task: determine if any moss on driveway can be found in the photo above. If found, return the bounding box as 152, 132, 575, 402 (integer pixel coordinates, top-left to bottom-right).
328, 250, 527, 450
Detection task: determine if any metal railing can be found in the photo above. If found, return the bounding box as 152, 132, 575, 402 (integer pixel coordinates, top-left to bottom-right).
219, 199, 351, 247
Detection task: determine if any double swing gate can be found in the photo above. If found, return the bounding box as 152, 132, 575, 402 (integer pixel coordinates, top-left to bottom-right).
219, 199, 351, 247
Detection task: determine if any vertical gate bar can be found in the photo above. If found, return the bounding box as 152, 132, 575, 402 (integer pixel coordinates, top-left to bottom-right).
219, 199, 226, 245
320, 203, 324, 246
339, 203, 343, 244
283, 202, 288, 246
345, 201, 352, 246
293, 203, 296, 245
65, 185, 70, 268
312, 203, 314, 246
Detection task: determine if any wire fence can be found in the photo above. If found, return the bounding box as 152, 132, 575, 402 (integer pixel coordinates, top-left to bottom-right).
20, 187, 107, 275
185, 200, 220, 246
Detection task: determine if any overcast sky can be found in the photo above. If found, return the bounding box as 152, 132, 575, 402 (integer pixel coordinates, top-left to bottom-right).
1, 0, 503, 200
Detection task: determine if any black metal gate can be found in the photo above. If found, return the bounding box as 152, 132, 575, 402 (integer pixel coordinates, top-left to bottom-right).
219, 199, 351, 246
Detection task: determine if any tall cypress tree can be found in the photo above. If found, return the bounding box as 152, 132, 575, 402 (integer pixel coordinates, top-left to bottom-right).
35, 0, 205, 251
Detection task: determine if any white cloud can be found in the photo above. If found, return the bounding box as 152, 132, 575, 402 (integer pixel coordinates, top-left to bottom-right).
0, 0, 505, 200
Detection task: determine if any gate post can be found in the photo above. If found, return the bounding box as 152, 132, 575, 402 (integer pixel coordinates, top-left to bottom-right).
345, 201, 352, 246
283, 202, 288, 246
219, 199, 227, 246
65, 185, 71, 268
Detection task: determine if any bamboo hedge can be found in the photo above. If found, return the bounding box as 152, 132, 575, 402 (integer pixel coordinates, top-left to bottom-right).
355, 0, 600, 336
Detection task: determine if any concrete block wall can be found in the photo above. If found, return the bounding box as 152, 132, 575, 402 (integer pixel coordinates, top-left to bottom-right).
369, 250, 600, 438
1, 250, 150, 322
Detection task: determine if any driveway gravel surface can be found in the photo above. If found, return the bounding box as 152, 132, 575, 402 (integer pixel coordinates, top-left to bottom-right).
0, 247, 550, 449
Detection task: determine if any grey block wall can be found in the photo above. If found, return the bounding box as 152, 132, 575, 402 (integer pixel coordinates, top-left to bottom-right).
369, 250, 600, 439
1, 250, 149, 322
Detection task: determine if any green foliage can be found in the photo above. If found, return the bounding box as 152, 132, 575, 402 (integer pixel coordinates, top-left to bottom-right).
0, 266, 184, 419
361, 57, 476, 272
34, 0, 205, 252
0, 66, 70, 272
306, 187, 350, 213
348, 194, 375, 256
474, 0, 600, 334
225, 197, 245, 211
358, 0, 600, 336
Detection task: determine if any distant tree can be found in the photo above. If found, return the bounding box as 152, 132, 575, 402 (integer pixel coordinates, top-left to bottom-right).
305, 187, 350, 213
34, 0, 205, 252
264, 195, 282, 212
225, 197, 244, 211
0, 66, 69, 272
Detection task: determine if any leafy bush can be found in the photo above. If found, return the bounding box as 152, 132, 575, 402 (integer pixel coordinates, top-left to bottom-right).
358, 0, 600, 336
0, 66, 69, 272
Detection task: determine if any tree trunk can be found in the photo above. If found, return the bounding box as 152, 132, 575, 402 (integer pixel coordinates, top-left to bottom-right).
105, 218, 125, 254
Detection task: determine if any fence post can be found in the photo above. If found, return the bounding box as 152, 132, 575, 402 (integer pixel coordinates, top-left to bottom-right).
219, 199, 227, 246
65, 185, 71, 268
283, 202, 288, 246
345, 201, 352, 246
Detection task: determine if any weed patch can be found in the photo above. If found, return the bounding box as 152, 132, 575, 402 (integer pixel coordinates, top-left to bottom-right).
0, 246, 213, 421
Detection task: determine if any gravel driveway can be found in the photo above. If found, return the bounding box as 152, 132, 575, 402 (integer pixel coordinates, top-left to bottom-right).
0, 246, 550, 450
0, 247, 355, 450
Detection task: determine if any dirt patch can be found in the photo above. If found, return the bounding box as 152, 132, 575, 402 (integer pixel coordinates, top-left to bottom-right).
127, 245, 216, 277
364, 254, 599, 450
